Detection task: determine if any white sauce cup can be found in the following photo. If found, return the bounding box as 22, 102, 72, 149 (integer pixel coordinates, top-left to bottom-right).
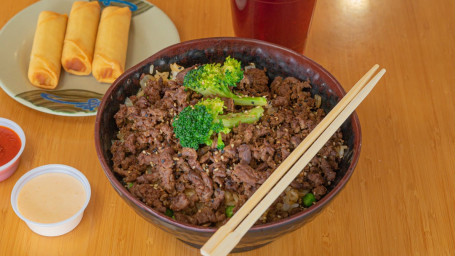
0, 118, 26, 182
11, 164, 91, 236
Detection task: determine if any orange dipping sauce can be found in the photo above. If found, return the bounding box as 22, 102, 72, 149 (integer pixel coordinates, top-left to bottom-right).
0, 126, 22, 166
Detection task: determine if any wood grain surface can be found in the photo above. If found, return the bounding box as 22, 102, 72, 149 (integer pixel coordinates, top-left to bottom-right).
1, 0, 454, 255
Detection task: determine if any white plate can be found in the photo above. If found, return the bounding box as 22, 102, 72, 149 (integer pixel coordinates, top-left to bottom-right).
0, 0, 180, 116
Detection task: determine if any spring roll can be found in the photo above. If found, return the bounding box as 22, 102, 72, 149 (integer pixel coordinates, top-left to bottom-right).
61, 1, 100, 75
92, 6, 131, 83
28, 11, 67, 89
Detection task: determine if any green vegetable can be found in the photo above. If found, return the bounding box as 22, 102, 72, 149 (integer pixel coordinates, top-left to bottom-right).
302, 193, 316, 207
195, 97, 225, 118
183, 57, 267, 106
126, 182, 134, 189
172, 98, 264, 150
225, 205, 235, 218
172, 98, 226, 150
216, 133, 225, 150
165, 208, 174, 217
222, 56, 244, 86
217, 105, 264, 129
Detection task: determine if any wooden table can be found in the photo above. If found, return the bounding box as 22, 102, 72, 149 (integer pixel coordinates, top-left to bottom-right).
1, 0, 454, 255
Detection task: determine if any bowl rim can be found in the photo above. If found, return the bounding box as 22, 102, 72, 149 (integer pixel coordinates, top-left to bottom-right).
95, 36, 362, 233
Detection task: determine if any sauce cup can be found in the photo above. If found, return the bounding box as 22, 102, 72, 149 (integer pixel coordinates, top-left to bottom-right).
0, 118, 26, 182
11, 164, 91, 236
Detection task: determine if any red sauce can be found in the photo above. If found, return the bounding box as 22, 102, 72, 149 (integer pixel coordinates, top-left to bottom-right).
231, 0, 317, 53
0, 126, 21, 166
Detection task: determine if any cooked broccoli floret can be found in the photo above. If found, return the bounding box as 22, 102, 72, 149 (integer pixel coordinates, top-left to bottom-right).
217, 105, 264, 129
172, 98, 264, 150
195, 97, 225, 118
222, 56, 244, 86
171, 102, 223, 150
183, 57, 267, 106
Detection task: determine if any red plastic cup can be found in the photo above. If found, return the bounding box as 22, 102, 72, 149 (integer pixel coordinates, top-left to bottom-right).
231, 0, 317, 53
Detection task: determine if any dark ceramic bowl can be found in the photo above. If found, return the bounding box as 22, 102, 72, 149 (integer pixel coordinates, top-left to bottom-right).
94, 37, 361, 252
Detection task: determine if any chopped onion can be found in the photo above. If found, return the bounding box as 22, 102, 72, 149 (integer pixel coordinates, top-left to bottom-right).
314, 94, 322, 108
232, 193, 239, 204
170, 63, 184, 80
245, 62, 256, 71
288, 188, 299, 202
136, 89, 145, 97
290, 203, 300, 210
224, 191, 234, 206
337, 145, 349, 158
116, 131, 125, 141
149, 64, 154, 74
139, 74, 154, 90
154, 71, 169, 81
124, 97, 133, 107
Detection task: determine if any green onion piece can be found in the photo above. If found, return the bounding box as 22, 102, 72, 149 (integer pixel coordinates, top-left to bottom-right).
302, 193, 316, 207
225, 205, 235, 218
127, 182, 133, 189
165, 208, 174, 217
217, 133, 225, 150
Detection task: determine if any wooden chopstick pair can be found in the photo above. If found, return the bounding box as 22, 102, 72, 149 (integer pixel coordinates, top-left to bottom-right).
201, 65, 386, 256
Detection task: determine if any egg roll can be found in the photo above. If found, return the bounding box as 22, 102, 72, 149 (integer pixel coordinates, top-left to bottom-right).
92, 6, 131, 83
28, 11, 67, 89
61, 1, 100, 75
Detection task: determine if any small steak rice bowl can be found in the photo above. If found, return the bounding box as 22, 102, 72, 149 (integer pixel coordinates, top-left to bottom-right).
95, 37, 361, 251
